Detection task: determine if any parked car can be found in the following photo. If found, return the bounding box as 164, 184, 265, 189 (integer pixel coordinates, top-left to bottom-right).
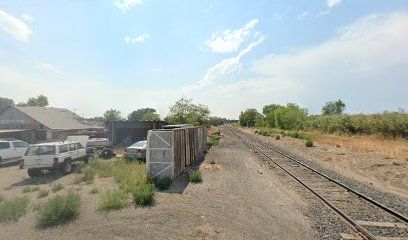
0, 139, 30, 165
124, 140, 147, 159
22, 140, 93, 177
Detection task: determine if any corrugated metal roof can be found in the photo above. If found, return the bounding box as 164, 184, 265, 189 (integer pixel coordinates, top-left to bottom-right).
14, 106, 95, 130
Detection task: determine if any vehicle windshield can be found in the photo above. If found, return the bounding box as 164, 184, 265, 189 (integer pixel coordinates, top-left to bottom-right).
131, 141, 146, 148
25, 145, 56, 156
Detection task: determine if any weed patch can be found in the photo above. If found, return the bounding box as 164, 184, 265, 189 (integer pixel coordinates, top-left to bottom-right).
208, 136, 220, 146
188, 169, 202, 183
36, 190, 81, 228
51, 183, 64, 193
210, 159, 216, 164
0, 196, 29, 222
38, 190, 49, 198
305, 140, 314, 147
22, 186, 31, 193
97, 189, 128, 211
89, 187, 99, 194
154, 177, 172, 190
132, 183, 155, 206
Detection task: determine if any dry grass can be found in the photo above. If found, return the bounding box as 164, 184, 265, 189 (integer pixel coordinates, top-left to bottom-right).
311, 132, 408, 159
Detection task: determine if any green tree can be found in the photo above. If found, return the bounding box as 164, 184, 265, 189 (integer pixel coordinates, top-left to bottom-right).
274, 103, 308, 130
0, 97, 14, 112
322, 99, 346, 115
17, 95, 49, 107
239, 109, 262, 127
103, 109, 123, 123
127, 108, 160, 121
262, 104, 281, 128
165, 98, 210, 125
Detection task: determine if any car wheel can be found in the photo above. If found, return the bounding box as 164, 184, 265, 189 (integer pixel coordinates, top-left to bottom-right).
85, 155, 94, 164
27, 168, 41, 178
61, 161, 72, 175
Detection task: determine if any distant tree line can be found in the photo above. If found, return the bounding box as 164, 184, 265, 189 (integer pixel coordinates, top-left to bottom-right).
239, 100, 408, 138
101, 98, 236, 126
0, 95, 49, 112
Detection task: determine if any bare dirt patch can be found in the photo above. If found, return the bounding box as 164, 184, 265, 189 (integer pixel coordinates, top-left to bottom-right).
0, 133, 317, 240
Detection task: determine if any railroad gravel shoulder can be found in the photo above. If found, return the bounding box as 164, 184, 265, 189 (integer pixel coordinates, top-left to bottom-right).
241, 128, 408, 217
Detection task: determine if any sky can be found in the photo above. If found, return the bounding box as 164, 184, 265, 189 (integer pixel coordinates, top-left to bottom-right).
0, 0, 407, 119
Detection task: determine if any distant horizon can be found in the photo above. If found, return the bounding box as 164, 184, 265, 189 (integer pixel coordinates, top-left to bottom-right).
1, 1, 407, 119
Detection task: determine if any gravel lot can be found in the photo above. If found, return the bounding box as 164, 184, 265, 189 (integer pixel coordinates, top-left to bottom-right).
0, 129, 317, 240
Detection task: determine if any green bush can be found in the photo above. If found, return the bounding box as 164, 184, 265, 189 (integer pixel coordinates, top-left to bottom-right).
0, 196, 29, 222
154, 177, 172, 190
305, 140, 314, 147
188, 169, 202, 183
0, 195, 4, 203
22, 186, 31, 193
290, 132, 300, 138
36, 191, 81, 228
275, 135, 281, 140
97, 189, 128, 211
208, 136, 220, 146
210, 159, 216, 164
89, 187, 99, 194
51, 183, 64, 193
132, 183, 156, 206
38, 190, 49, 198
82, 166, 96, 184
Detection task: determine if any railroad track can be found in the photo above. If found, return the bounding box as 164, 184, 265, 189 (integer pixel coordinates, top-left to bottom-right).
227, 127, 408, 240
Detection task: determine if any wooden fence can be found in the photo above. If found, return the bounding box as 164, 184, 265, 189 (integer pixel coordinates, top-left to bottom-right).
107, 120, 165, 145
146, 126, 207, 179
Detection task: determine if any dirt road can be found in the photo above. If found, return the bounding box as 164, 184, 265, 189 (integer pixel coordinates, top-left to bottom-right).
0, 128, 317, 240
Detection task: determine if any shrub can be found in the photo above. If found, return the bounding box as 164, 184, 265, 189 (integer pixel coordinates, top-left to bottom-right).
275, 135, 281, 140
305, 140, 314, 147
208, 136, 220, 146
97, 189, 128, 211
0, 196, 29, 222
113, 161, 148, 193
36, 191, 81, 228
38, 190, 49, 198
75, 162, 86, 173
132, 183, 155, 206
254, 130, 258, 134
188, 169, 202, 183
210, 159, 216, 164
290, 132, 300, 138
82, 166, 96, 184
51, 183, 64, 193
154, 177, 172, 190
31, 186, 40, 192
22, 186, 31, 193
0, 195, 4, 203
89, 187, 99, 194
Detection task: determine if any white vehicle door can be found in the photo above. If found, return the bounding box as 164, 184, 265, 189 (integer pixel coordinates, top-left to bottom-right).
66, 136, 89, 148
12, 141, 30, 159
58, 144, 70, 162
68, 143, 78, 160
75, 142, 86, 158
0, 142, 12, 160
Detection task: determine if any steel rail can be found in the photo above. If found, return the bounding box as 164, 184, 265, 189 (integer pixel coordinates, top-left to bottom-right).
228, 127, 408, 240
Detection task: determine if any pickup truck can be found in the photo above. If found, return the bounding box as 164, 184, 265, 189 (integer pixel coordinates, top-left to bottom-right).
22, 137, 93, 177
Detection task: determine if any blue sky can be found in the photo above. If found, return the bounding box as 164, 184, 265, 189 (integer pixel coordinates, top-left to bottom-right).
0, 0, 407, 119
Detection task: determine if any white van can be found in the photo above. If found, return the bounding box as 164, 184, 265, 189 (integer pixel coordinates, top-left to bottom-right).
22, 141, 93, 177
0, 139, 30, 164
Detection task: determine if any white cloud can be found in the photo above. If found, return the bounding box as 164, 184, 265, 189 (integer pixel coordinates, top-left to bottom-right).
186, 35, 266, 92
297, 11, 310, 20
250, 12, 408, 114
21, 14, 34, 21
0, 10, 33, 42
327, 0, 342, 8
123, 33, 149, 44
206, 19, 259, 53
33, 61, 63, 75
114, 0, 144, 13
